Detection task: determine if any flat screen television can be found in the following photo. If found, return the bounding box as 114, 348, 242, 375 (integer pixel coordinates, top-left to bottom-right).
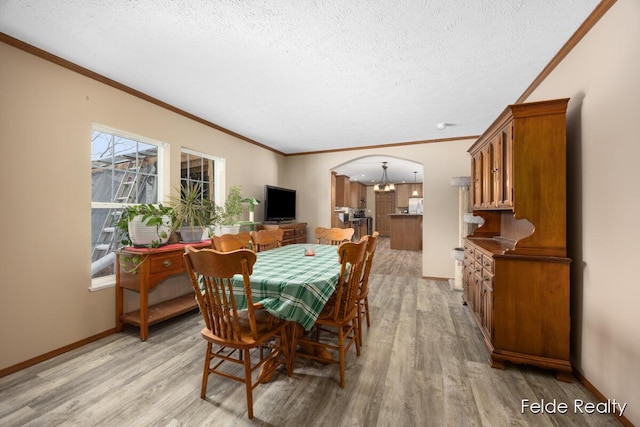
264, 185, 296, 223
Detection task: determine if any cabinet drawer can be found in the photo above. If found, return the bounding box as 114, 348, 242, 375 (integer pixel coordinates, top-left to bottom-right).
295, 226, 307, 238
482, 268, 493, 288
282, 228, 295, 241
464, 242, 474, 256
149, 253, 184, 274
464, 252, 474, 264
481, 255, 494, 274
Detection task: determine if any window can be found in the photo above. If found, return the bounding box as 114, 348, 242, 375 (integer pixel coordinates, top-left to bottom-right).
180, 148, 219, 204
90, 126, 165, 288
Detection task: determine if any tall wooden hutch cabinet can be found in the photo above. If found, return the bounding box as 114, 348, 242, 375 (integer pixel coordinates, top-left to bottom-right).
463, 98, 572, 381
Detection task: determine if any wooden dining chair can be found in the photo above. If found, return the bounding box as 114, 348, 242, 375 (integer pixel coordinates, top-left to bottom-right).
211, 232, 252, 252
293, 237, 368, 388
355, 231, 379, 346
184, 246, 291, 420
315, 226, 328, 243
250, 228, 284, 252
318, 227, 354, 245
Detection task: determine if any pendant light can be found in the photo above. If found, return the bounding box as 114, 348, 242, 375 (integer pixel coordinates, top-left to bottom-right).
411, 171, 419, 197
373, 161, 395, 192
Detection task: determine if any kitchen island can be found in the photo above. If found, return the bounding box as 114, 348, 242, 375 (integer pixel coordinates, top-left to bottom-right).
389, 214, 423, 250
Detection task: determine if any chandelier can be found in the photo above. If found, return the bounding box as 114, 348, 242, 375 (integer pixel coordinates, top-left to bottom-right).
373, 161, 395, 192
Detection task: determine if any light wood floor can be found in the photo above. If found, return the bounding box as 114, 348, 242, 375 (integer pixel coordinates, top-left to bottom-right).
0, 238, 620, 426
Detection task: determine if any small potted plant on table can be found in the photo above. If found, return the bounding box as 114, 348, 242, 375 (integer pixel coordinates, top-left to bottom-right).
219, 185, 244, 235
242, 197, 261, 223
168, 182, 211, 242
116, 203, 174, 248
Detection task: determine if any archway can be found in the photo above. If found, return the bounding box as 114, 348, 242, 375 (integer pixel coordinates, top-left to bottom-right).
330, 155, 424, 244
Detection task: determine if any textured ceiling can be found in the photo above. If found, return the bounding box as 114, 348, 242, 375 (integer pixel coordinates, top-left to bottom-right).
0, 0, 600, 181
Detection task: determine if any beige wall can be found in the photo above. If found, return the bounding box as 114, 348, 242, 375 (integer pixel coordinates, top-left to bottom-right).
525, 0, 639, 423
0, 43, 282, 370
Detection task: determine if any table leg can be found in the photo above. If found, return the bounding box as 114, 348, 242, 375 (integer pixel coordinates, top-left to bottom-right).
139, 288, 148, 342
293, 323, 334, 363
115, 285, 123, 332
115, 255, 123, 332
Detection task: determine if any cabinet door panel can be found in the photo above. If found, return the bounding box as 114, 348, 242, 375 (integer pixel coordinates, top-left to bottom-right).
491, 134, 503, 207
498, 123, 514, 208
482, 282, 494, 340
482, 147, 493, 207
472, 156, 482, 208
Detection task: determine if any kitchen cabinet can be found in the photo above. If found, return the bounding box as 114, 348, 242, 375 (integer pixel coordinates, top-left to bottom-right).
350, 181, 367, 208
395, 183, 421, 208
394, 184, 411, 208
335, 175, 351, 207
471, 123, 513, 209
464, 98, 571, 381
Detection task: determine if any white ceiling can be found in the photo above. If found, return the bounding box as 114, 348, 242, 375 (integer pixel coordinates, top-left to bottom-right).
0, 0, 600, 182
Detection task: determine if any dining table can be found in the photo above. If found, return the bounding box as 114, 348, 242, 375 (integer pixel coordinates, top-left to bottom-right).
232, 243, 342, 331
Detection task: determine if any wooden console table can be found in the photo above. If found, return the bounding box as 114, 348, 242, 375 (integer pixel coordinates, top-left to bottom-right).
115, 241, 210, 341
258, 222, 307, 245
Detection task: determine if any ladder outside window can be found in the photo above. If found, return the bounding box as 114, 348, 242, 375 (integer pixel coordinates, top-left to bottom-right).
91, 128, 162, 281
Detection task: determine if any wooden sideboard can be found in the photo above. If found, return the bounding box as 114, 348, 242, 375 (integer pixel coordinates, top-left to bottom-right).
464, 98, 572, 381
115, 241, 210, 341
258, 222, 307, 245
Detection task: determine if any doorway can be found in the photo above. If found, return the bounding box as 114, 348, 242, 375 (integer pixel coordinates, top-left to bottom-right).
375, 192, 395, 236
331, 155, 423, 238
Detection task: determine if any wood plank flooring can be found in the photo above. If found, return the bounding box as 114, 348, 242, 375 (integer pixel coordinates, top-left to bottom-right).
0, 238, 620, 426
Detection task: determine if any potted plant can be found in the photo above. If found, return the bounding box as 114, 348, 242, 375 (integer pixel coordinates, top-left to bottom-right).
219, 185, 244, 234
115, 203, 174, 248
168, 182, 210, 242
242, 197, 261, 223
203, 197, 223, 237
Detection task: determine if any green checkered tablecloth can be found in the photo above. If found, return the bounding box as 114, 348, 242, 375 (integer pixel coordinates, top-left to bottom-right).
232, 244, 341, 330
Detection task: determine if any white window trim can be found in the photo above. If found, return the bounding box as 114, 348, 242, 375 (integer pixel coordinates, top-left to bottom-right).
89, 275, 116, 292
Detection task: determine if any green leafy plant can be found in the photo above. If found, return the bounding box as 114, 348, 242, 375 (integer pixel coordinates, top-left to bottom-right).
242, 197, 260, 213
168, 182, 210, 231
115, 203, 174, 248
115, 203, 174, 273
203, 197, 223, 230
221, 185, 244, 226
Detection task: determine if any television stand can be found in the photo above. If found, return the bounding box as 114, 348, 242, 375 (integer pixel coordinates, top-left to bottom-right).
258, 222, 307, 245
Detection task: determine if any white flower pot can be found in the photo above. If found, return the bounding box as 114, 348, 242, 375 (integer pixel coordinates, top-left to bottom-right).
128, 215, 172, 247
220, 225, 241, 235
209, 225, 222, 237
